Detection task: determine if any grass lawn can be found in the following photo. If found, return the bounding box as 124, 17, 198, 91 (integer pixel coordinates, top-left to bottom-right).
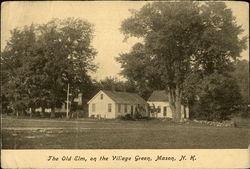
2, 117, 250, 149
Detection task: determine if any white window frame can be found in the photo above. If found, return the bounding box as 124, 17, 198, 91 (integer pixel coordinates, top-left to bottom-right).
124, 104, 127, 113
108, 104, 112, 112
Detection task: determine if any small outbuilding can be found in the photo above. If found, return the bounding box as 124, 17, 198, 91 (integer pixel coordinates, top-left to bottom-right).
87, 90, 148, 119
147, 90, 189, 119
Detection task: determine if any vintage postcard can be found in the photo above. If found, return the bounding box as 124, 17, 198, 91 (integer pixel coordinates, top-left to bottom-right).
1, 1, 249, 168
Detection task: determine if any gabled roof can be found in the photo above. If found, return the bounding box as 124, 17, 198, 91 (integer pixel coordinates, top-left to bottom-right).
102, 90, 147, 104
148, 90, 169, 102
87, 90, 146, 105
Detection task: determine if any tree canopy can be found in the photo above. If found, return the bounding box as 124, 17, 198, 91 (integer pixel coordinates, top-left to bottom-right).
118, 1, 247, 121
1, 18, 97, 116
230, 59, 249, 105
190, 72, 242, 121
94, 77, 136, 94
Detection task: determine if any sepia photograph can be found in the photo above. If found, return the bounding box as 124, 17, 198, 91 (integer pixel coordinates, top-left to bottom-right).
1, 0, 249, 153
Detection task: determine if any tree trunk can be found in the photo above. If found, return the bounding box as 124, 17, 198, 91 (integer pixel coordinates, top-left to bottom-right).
175, 86, 183, 122
50, 107, 55, 118
30, 107, 35, 118
175, 94, 182, 122
41, 107, 45, 117
168, 87, 176, 121
168, 86, 183, 122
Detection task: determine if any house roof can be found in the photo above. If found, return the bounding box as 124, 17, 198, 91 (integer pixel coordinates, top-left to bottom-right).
148, 90, 169, 102
102, 90, 147, 104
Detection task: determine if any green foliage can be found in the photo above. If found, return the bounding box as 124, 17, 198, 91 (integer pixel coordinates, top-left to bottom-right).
1, 25, 37, 115
119, 2, 247, 121
118, 114, 134, 121
1, 18, 97, 116
117, 43, 164, 99
94, 76, 139, 96
186, 60, 249, 120
230, 59, 249, 104
230, 59, 249, 117
191, 72, 242, 121
147, 104, 160, 118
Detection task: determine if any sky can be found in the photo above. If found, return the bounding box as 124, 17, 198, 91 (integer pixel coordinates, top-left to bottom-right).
1, 1, 249, 81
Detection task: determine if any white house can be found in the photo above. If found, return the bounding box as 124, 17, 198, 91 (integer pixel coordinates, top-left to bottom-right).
147, 90, 189, 119
88, 90, 148, 119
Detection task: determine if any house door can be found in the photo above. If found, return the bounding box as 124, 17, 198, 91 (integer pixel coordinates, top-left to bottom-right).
131, 106, 133, 115
163, 106, 167, 117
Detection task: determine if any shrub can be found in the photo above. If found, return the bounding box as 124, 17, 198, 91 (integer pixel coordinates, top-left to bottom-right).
31, 111, 41, 117
73, 110, 87, 118
118, 114, 134, 120
118, 113, 152, 121
134, 112, 143, 119
191, 73, 243, 121
54, 112, 66, 118
90, 115, 95, 119
40, 112, 51, 118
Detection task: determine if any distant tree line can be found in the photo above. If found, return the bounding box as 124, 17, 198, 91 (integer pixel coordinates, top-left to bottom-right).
1, 2, 249, 122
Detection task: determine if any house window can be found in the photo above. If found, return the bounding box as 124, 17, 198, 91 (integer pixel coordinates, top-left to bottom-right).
124, 104, 127, 113
118, 104, 121, 113
92, 104, 96, 112
108, 104, 112, 112
100, 94, 103, 100
163, 106, 167, 116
